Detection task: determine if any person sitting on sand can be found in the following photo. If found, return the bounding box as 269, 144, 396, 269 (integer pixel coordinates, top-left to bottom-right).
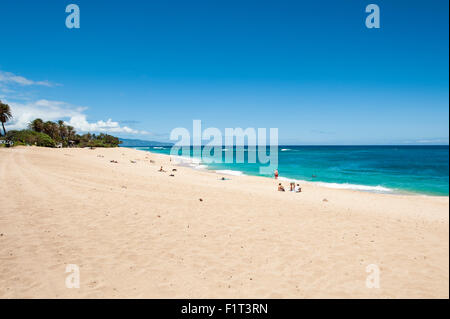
278, 183, 285, 192
158, 166, 166, 172
295, 184, 302, 193
290, 182, 295, 192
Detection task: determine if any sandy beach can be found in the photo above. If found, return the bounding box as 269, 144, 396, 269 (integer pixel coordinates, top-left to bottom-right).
0, 146, 448, 298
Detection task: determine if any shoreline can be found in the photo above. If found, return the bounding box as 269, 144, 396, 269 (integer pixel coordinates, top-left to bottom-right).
132, 148, 449, 224
1, 146, 448, 298
137, 148, 449, 199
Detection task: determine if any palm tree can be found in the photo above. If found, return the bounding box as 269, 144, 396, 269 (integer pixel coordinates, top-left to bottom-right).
0, 101, 13, 136
43, 121, 59, 140
66, 125, 76, 140
29, 118, 44, 132
57, 120, 68, 141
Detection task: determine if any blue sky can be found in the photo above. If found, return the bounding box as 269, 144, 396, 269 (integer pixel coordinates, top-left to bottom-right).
0, 0, 448, 144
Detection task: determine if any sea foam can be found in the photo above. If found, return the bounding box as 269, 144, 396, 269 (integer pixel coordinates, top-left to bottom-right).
278, 177, 393, 193
316, 182, 393, 193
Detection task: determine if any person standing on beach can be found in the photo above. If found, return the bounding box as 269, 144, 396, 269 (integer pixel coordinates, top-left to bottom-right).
274, 169, 279, 179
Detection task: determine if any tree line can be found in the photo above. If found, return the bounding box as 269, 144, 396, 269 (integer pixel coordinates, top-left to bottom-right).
0, 100, 121, 148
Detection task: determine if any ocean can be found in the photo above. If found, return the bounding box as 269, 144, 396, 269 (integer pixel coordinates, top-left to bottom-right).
125, 145, 449, 196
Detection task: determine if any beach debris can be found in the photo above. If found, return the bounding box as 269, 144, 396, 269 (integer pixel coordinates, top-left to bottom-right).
172, 168, 177, 171
130, 160, 137, 163
121, 185, 127, 189
110, 160, 118, 163
199, 198, 203, 202
169, 174, 175, 177
97, 155, 104, 158
150, 160, 155, 163
322, 198, 328, 202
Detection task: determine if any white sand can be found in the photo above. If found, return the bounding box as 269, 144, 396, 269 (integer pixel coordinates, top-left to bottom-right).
0, 146, 448, 298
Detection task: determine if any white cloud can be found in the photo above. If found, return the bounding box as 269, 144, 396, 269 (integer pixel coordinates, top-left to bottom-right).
415, 138, 449, 144
1, 69, 148, 136
0, 71, 56, 87
67, 115, 148, 134
401, 138, 449, 145
4, 99, 148, 135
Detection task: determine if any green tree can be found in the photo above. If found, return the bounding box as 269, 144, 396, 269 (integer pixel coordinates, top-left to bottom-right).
57, 120, 68, 141
8, 130, 56, 147
66, 125, 76, 140
43, 121, 59, 140
29, 118, 44, 133
0, 101, 13, 136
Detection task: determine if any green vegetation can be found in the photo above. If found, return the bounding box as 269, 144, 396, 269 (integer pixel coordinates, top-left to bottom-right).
0, 112, 121, 148
6, 130, 56, 147
72, 132, 122, 148
0, 101, 13, 136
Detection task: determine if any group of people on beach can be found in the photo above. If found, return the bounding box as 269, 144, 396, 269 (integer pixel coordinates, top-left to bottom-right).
157, 166, 301, 192
277, 182, 301, 193
274, 169, 302, 193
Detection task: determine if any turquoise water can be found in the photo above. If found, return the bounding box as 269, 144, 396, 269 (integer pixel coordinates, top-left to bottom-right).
125, 145, 449, 196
